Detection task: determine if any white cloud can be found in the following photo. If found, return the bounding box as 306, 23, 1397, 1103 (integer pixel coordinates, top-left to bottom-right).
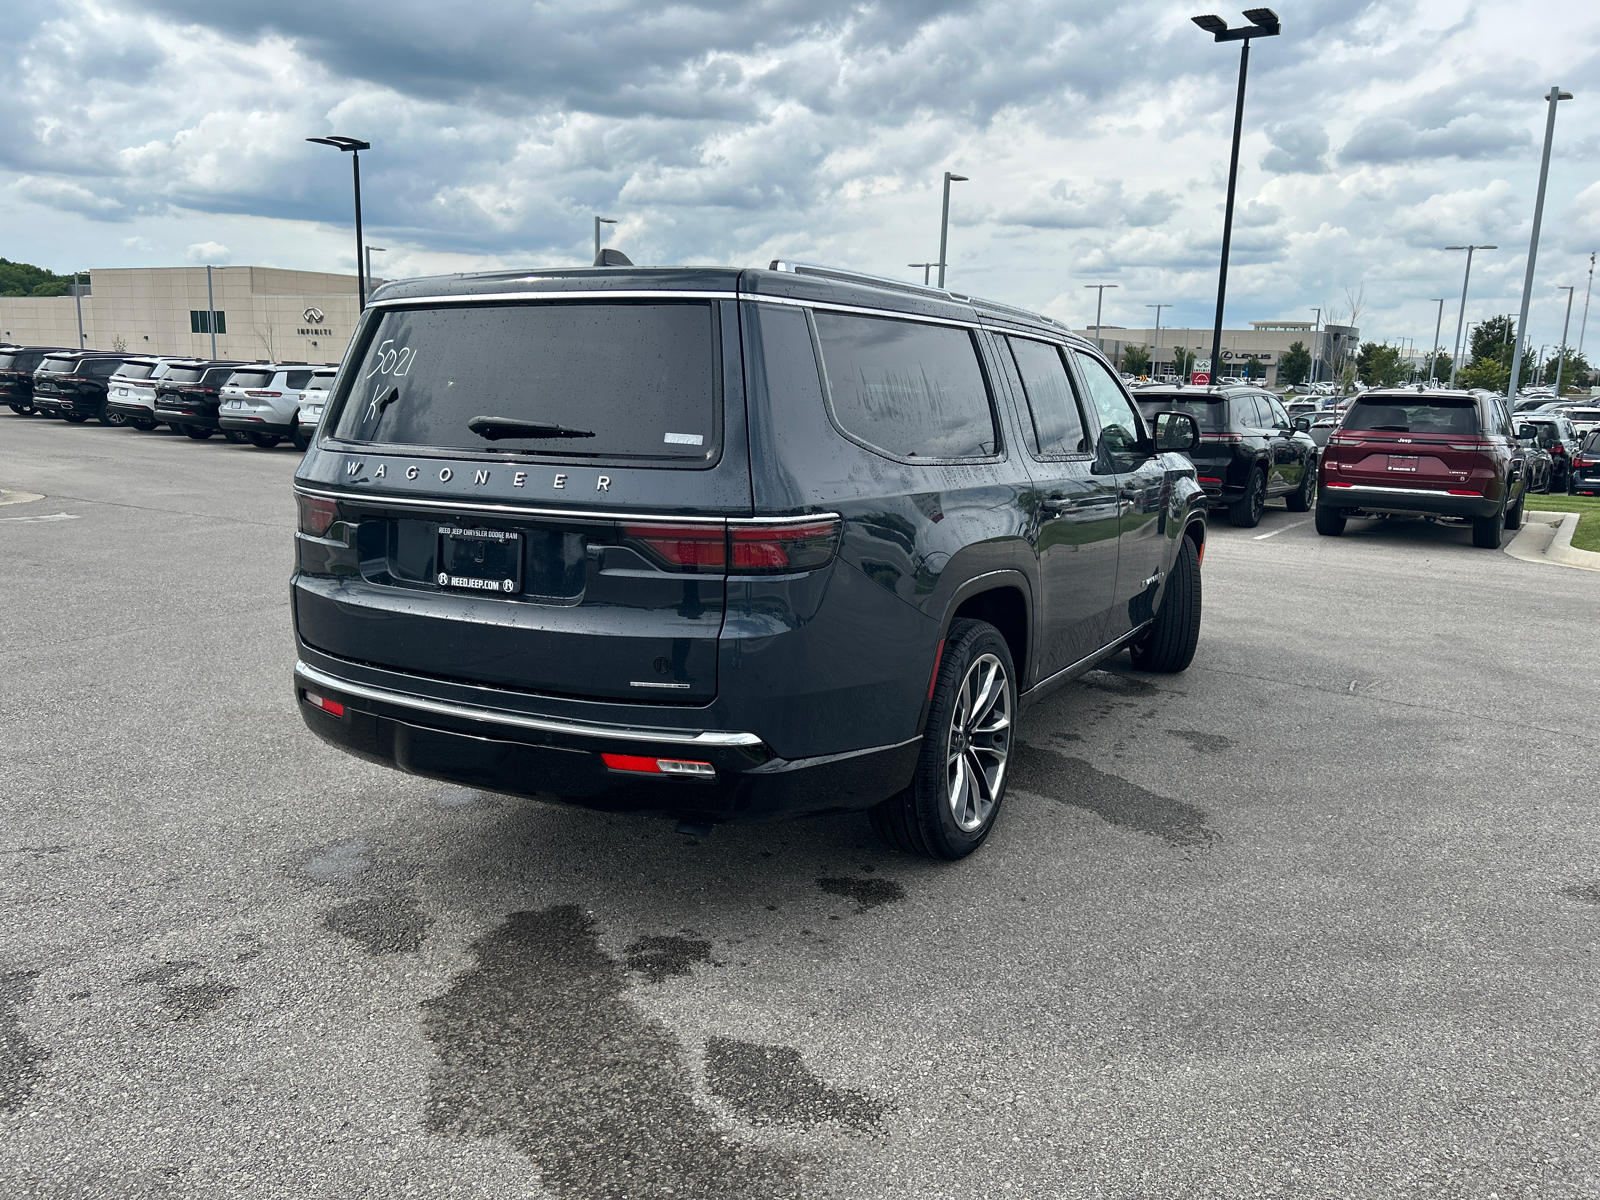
185, 240, 230, 263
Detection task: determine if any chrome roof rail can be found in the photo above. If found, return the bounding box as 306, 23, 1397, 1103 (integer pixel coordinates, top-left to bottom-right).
767, 260, 1071, 331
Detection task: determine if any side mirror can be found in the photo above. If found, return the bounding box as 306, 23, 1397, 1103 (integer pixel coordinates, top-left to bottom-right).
1292, 416, 1312, 432
1516, 425, 1534, 439
1152, 411, 1201, 453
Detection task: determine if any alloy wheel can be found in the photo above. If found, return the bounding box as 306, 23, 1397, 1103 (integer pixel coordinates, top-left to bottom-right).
945, 652, 1012, 832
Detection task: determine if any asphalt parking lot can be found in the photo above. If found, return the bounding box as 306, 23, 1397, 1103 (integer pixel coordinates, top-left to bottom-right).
4, 415, 1599, 1199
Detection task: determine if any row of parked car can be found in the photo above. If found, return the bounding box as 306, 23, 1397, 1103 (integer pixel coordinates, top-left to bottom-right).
0, 346, 336, 450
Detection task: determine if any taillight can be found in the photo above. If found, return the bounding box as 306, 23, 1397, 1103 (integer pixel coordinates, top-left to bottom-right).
623, 524, 726, 571
623, 518, 841, 575
302, 691, 345, 717
295, 493, 339, 536
730, 519, 840, 572
601, 753, 715, 779
1447, 442, 1490, 451
1327, 434, 1363, 446
246, 390, 283, 398
1197, 476, 1222, 484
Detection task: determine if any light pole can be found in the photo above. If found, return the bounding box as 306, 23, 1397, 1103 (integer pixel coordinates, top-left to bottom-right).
366, 246, 387, 290
1146, 303, 1170, 377
594, 216, 617, 263
1445, 245, 1495, 388
1425, 299, 1445, 384
1192, 8, 1281, 387
1554, 285, 1576, 397
1084, 284, 1118, 353
937, 172, 968, 289
1308, 306, 1321, 386
306, 135, 372, 307
1507, 86, 1574, 400
1579, 251, 1595, 359
73, 271, 86, 348
909, 263, 937, 285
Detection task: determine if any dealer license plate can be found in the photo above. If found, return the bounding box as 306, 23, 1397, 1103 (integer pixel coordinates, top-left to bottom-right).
1387, 455, 1418, 472
437, 527, 522, 594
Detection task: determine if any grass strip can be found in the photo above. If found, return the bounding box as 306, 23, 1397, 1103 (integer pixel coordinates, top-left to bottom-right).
1524, 493, 1600, 552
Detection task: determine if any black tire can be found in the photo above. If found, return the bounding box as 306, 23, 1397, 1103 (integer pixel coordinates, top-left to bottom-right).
870, 618, 1016, 861
247, 433, 282, 449
224, 430, 251, 444
131, 418, 158, 431
1505, 491, 1524, 531
100, 408, 127, 427
182, 425, 213, 440
1472, 500, 1505, 549
63, 413, 90, 424
1129, 535, 1201, 673
291, 426, 310, 452
1314, 503, 1346, 536
1284, 460, 1314, 512
1227, 467, 1267, 527
8, 402, 32, 416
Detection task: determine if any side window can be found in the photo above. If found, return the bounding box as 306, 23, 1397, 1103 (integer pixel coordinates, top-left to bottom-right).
1237, 395, 1266, 428
1264, 395, 1291, 429
286, 371, 313, 389
813, 311, 998, 460
1006, 336, 1088, 457
1072, 351, 1145, 470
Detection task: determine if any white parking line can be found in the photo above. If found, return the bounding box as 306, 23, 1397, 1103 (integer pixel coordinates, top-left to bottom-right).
0, 512, 81, 523
1253, 519, 1310, 540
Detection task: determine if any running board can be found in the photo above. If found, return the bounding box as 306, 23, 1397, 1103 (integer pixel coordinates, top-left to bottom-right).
1018, 622, 1153, 711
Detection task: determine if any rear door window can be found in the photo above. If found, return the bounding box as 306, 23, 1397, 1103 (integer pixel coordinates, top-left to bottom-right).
330, 301, 719, 462
1006, 336, 1087, 457
812, 311, 997, 461
285, 370, 313, 389
1345, 398, 1479, 434
203, 368, 238, 386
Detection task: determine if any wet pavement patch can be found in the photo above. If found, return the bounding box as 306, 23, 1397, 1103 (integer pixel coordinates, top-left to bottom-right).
1077, 669, 1157, 696
1011, 743, 1221, 848
303, 839, 371, 883
816, 877, 907, 912
705, 1037, 890, 1133
1168, 728, 1236, 754
321, 893, 433, 955
129, 962, 238, 1020
422, 905, 803, 1199
1, 969, 48, 1112
1559, 883, 1600, 904
625, 934, 712, 983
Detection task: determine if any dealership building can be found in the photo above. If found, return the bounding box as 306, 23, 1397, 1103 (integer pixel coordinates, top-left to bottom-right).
0, 265, 376, 364
1078, 320, 1361, 385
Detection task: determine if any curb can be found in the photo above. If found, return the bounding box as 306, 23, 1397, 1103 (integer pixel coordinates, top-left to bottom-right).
1505, 510, 1600, 572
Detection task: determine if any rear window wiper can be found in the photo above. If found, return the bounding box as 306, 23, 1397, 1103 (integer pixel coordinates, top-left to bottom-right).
468, 416, 596, 441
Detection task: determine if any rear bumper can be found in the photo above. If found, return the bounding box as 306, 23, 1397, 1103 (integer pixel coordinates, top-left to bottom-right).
292, 658, 921, 824
156, 408, 218, 428
1318, 483, 1500, 519
220, 414, 295, 435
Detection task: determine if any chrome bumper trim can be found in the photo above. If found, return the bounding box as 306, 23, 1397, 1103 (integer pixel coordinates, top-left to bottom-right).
293, 660, 764, 748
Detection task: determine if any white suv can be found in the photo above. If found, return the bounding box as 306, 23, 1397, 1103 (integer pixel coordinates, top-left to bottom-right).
217, 364, 317, 448
105, 357, 200, 430
293, 367, 339, 451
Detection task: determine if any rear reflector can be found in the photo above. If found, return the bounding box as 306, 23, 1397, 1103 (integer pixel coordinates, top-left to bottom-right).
1446, 489, 1482, 496
601, 753, 715, 779
295, 493, 340, 536
303, 691, 345, 717
1198, 476, 1222, 484
1326, 482, 1353, 488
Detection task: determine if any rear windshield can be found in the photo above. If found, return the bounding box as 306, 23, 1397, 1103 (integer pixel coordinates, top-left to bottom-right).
305, 372, 336, 392
1583, 431, 1600, 453
115, 362, 155, 381
0, 355, 15, 370
1345, 397, 1479, 435
330, 302, 718, 461
1133, 393, 1227, 432
202, 367, 237, 385
40, 357, 79, 374
164, 367, 204, 384
228, 371, 274, 388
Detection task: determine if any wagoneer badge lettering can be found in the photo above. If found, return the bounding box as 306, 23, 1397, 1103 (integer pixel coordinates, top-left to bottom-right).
344, 462, 613, 492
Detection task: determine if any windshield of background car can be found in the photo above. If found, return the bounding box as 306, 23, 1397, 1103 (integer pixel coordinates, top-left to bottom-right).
114, 363, 156, 381
1344, 397, 1479, 434
39, 357, 78, 374
330, 301, 718, 461
1133, 393, 1226, 431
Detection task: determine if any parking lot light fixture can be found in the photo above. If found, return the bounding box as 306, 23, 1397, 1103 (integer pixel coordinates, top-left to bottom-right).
366, 246, 387, 290
1554, 285, 1576, 396
1426, 299, 1445, 384
594, 216, 618, 263
909, 262, 937, 285
1147, 304, 1171, 376
937, 173, 968, 289
1445, 245, 1495, 388
1192, 8, 1280, 386
1084, 284, 1118, 353
306, 135, 372, 308
1580, 252, 1595, 358
1507, 86, 1574, 400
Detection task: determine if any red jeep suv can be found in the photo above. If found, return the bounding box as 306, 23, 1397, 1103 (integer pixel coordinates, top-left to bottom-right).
1315, 388, 1527, 548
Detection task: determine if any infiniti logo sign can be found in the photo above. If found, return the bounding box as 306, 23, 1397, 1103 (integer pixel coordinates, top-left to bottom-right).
303, 307, 326, 324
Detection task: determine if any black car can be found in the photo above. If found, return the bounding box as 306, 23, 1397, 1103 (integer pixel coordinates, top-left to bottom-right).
153, 361, 250, 439
0, 347, 74, 415
1571, 430, 1600, 496
1516, 415, 1580, 491
30, 353, 131, 423
289, 260, 1208, 859
1130, 384, 1319, 527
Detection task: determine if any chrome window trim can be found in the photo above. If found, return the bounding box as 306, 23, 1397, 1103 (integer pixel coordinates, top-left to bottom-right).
294, 660, 765, 748
293, 484, 839, 527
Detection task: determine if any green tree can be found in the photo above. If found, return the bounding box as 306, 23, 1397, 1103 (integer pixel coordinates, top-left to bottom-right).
0, 258, 76, 298
1278, 341, 1311, 386
1426, 350, 1452, 383
1356, 342, 1407, 387
1541, 348, 1591, 389
1121, 344, 1150, 375
1470, 315, 1516, 364
1171, 347, 1195, 377
1458, 357, 1511, 393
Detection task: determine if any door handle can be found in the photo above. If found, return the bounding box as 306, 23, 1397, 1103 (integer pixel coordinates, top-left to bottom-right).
1041, 497, 1072, 514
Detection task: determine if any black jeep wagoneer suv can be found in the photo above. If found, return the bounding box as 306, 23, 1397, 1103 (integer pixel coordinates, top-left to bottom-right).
292, 262, 1207, 858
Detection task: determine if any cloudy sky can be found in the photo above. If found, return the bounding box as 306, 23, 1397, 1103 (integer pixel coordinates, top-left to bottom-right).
4, 0, 1599, 354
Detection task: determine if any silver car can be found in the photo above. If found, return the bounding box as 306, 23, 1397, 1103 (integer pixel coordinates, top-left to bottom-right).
293, 367, 339, 451
216, 364, 317, 448
105, 357, 201, 430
